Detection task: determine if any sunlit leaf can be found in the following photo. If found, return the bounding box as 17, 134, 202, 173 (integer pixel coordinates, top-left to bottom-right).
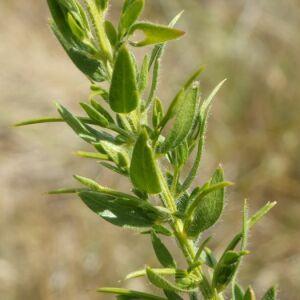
109, 45, 139, 113
159, 84, 200, 153
129, 22, 185, 47
119, 0, 145, 36
130, 130, 162, 194
151, 232, 176, 268
79, 191, 167, 228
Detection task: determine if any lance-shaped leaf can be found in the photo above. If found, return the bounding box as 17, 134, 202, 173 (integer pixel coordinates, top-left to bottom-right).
151, 232, 176, 268
178, 79, 226, 194
105, 21, 117, 47
126, 268, 176, 280
129, 22, 185, 47
248, 201, 277, 229
233, 283, 245, 300
202, 247, 217, 269
79, 191, 167, 228
130, 130, 162, 194
244, 287, 256, 300
90, 99, 114, 123
67, 12, 85, 40
119, 0, 145, 36
138, 54, 150, 93
159, 85, 200, 153
80, 102, 109, 127
186, 166, 229, 238
109, 46, 140, 113
159, 67, 204, 131
212, 250, 248, 292
146, 268, 196, 293
149, 225, 173, 237
97, 287, 167, 300
261, 287, 277, 300
75, 151, 109, 160
56, 103, 90, 136
152, 97, 164, 129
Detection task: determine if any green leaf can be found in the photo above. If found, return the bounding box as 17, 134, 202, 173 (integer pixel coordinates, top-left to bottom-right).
100, 162, 128, 176
105, 20, 118, 47
90, 99, 114, 123
151, 232, 176, 268
148, 10, 184, 73
51, 22, 107, 82
109, 45, 139, 113
146, 268, 196, 293
152, 97, 164, 129
47, 0, 71, 39
159, 67, 204, 131
233, 283, 244, 300
80, 102, 109, 127
164, 290, 183, 300
186, 167, 228, 238
79, 191, 167, 228
48, 188, 86, 195
261, 287, 277, 300
97, 287, 167, 300
56, 103, 90, 136
126, 268, 176, 280
194, 236, 212, 262
90, 84, 109, 101
95, 140, 130, 167
119, 0, 145, 36
248, 202, 277, 229
95, 0, 109, 11
130, 130, 162, 194
138, 54, 150, 93
152, 224, 173, 236
212, 251, 248, 292
177, 78, 226, 194
200, 79, 227, 116
75, 175, 142, 202
129, 22, 185, 47
74, 175, 103, 192
67, 48, 107, 82
201, 247, 217, 269
67, 12, 85, 40
75, 151, 109, 160
159, 85, 200, 153
243, 287, 256, 300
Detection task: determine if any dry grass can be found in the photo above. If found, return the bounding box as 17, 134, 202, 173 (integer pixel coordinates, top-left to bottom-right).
0, 0, 299, 299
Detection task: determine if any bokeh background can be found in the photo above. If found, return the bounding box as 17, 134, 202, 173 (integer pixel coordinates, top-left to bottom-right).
1, 0, 299, 299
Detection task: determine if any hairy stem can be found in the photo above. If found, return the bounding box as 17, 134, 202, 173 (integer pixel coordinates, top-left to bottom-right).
157, 167, 223, 300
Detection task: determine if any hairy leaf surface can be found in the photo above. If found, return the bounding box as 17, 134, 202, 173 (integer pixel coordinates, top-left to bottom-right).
109, 46, 139, 113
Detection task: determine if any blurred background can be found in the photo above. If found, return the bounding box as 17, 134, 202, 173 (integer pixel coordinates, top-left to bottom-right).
0, 0, 299, 299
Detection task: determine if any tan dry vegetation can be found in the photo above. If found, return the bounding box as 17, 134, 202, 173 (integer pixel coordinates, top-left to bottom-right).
0, 0, 299, 299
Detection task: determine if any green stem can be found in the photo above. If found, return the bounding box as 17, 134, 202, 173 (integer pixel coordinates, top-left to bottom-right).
84, 0, 113, 62
157, 168, 222, 300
